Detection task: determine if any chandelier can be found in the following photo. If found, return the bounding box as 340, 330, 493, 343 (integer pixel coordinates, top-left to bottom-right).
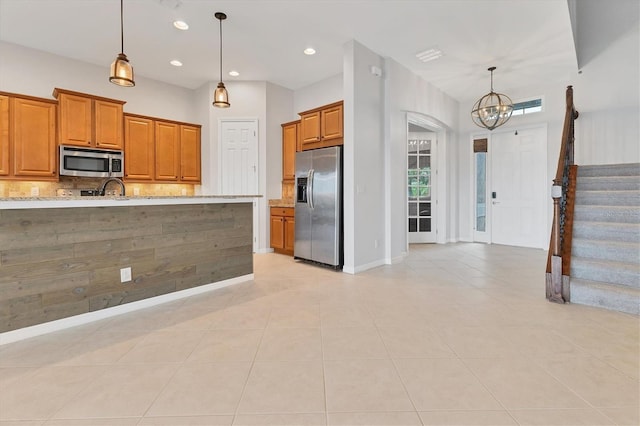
471, 67, 513, 130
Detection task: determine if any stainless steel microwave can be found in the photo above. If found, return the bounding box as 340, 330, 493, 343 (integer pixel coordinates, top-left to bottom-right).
59, 145, 124, 178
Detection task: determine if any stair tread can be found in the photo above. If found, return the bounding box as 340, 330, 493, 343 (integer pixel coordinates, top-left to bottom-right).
578, 176, 640, 180
572, 256, 640, 269
575, 189, 640, 194
572, 238, 640, 248
571, 277, 640, 293
573, 220, 640, 228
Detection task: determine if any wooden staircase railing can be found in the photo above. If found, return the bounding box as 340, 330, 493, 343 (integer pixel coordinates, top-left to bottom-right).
546, 86, 579, 303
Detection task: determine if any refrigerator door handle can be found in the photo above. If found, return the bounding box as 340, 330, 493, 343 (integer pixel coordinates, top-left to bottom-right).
308, 169, 315, 210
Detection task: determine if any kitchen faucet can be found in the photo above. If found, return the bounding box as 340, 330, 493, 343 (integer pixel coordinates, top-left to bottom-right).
98, 177, 126, 196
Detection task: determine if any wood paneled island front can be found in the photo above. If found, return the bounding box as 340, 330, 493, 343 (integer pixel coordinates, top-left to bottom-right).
0, 196, 256, 336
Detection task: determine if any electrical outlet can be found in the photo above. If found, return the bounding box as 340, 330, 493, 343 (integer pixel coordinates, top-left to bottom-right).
133, 187, 140, 196
120, 267, 132, 283
374, 239, 379, 248
30, 186, 39, 197
181, 188, 187, 196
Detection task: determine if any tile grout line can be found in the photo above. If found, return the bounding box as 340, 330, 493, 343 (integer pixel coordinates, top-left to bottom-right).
230, 303, 273, 425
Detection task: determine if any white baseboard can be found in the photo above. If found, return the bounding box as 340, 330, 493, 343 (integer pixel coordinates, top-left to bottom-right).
0, 274, 253, 346
254, 248, 274, 254
344, 258, 387, 275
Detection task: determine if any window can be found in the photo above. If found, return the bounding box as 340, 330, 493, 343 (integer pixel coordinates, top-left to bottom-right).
511, 97, 543, 116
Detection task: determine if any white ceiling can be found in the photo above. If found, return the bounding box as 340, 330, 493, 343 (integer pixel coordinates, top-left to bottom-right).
0, 0, 580, 102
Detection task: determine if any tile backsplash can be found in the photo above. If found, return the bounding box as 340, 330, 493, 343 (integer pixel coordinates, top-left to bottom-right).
0, 177, 195, 198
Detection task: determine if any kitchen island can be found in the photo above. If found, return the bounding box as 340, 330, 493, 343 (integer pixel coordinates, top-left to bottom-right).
0, 196, 258, 339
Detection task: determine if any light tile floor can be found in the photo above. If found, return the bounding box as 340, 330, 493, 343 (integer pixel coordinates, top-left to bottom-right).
0, 243, 638, 426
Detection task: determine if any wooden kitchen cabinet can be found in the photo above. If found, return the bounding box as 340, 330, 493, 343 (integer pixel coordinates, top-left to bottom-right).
284, 214, 295, 253
124, 113, 201, 183
180, 125, 201, 182
282, 120, 299, 181
299, 101, 343, 151
12, 97, 57, 178
155, 120, 180, 181
124, 114, 154, 181
270, 207, 295, 255
53, 88, 125, 150
0, 93, 57, 181
0, 95, 9, 176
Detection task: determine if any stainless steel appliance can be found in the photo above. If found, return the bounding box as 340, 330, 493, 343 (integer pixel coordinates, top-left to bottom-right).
59, 145, 123, 178
294, 146, 343, 269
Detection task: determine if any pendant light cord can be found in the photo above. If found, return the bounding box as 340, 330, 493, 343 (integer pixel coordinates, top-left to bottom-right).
120, 0, 124, 54
219, 16, 223, 82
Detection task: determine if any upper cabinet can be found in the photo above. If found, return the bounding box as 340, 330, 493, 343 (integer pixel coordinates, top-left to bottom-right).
281, 120, 299, 182
53, 88, 125, 150
12, 97, 57, 178
0, 95, 9, 176
124, 113, 201, 183
155, 120, 180, 181
0, 92, 57, 181
180, 124, 201, 182
299, 101, 343, 151
124, 114, 155, 181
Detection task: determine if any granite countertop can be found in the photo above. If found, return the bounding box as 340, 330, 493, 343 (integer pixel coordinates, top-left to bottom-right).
0, 195, 262, 209
268, 198, 295, 208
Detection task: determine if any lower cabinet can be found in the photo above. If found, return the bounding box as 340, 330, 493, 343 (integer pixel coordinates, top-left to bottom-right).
270, 207, 295, 256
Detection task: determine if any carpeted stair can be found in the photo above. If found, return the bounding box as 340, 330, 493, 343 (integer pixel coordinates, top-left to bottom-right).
570, 163, 640, 314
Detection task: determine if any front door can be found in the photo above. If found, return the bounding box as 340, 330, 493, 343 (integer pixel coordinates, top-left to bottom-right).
490, 125, 547, 248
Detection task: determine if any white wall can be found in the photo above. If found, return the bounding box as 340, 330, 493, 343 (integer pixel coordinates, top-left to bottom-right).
385, 59, 459, 261
294, 74, 343, 114
0, 41, 196, 122
265, 82, 295, 201
343, 40, 386, 273
574, 107, 640, 165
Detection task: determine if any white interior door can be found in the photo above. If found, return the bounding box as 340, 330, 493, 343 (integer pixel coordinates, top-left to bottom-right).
490, 126, 547, 248
219, 119, 259, 253
219, 120, 258, 195
408, 131, 436, 243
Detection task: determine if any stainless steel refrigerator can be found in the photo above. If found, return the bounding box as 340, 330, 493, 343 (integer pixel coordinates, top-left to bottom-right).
294, 146, 343, 269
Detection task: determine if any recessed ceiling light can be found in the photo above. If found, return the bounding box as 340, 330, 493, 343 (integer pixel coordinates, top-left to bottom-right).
415, 47, 443, 63
303, 47, 316, 55
170, 59, 183, 67
173, 20, 189, 30
229, 70, 239, 77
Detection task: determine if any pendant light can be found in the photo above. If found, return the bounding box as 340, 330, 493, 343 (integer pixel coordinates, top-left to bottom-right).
213, 12, 230, 108
109, 0, 135, 87
471, 67, 513, 130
